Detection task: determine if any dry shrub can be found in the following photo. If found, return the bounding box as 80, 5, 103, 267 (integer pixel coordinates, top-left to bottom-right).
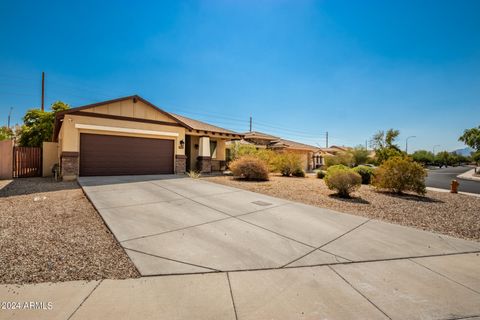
229, 156, 269, 181
373, 156, 427, 195
324, 165, 361, 198
274, 152, 303, 176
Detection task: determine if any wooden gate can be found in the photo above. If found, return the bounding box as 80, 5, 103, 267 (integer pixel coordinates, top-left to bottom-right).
13, 147, 42, 178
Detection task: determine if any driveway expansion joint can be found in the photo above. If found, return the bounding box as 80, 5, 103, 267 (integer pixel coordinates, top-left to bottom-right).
281, 219, 372, 268
120, 216, 234, 243
328, 266, 393, 320
226, 272, 239, 320
409, 258, 480, 295
123, 248, 220, 272
66, 280, 103, 320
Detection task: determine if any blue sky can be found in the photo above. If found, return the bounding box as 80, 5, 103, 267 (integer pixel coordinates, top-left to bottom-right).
1, 0, 479, 152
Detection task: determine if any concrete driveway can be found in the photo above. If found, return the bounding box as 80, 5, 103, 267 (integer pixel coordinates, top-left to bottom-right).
79, 175, 480, 276
2, 175, 479, 320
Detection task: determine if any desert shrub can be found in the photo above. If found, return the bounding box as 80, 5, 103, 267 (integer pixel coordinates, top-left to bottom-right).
228, 142, 279, 172
324, 152, 354, 168
324, 165, 361, 198
186, 170, 201, 179
274, 152, 303, 176
229, 156, 269, 181
352, 165, 375, 184
316, 170, 326, 179
256, 149, 279, 172
373, 156, 427, 195
229, 143, 258, 159
292, 167, 305, 177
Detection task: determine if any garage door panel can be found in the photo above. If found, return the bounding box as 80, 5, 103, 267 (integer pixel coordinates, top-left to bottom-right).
80, 134, 174, 176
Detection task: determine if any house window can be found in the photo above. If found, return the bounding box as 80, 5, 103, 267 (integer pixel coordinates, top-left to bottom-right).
210, 141, 217, 158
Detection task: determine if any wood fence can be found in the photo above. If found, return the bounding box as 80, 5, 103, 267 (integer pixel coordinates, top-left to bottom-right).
13, 146, 42, 178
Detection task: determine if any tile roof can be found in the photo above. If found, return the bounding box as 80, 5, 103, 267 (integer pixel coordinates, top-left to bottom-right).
168, 113, 241, 135
269, 138, 321, 152
243, 131, 280, 140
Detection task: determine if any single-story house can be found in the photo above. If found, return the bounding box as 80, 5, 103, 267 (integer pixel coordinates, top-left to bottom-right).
319, 145, 351, 155
227, 131, 327, 171
53, 95, 243, 180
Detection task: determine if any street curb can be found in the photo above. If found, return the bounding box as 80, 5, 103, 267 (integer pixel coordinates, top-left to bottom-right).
457, 168, 480, 182
426, 187, 480, 198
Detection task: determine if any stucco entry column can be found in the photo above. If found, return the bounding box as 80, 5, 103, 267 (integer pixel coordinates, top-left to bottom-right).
197, 136, 211, 173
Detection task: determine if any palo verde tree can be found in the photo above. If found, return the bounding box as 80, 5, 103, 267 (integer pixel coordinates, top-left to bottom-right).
459, 125, 480, 166
18, 101, 69, 147
459, 125, 480, 152
370, 129, 403, 163
349, 145, 370, 166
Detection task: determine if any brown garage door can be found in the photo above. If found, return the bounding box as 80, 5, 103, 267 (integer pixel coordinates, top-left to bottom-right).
80, 134, 174, 176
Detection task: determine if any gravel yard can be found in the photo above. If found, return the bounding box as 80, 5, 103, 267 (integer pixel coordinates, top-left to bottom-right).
203, 175, 480, 241
0, 178, 139, 284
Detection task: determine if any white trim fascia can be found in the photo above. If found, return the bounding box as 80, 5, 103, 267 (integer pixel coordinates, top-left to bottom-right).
75, 124, 179, 137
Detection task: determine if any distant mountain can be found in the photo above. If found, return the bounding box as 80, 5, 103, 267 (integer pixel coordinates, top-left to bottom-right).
452, 147, 474, 156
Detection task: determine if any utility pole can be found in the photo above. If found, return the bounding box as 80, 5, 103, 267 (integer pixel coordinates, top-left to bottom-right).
405, 136, 416, 154
365, 140, 368, 150
41, 71, 45, 111
7, 107, 13, 128
249, 116, 252, 132
325, 131, 329, 148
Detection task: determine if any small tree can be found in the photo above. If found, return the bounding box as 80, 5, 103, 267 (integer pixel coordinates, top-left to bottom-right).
17, 101, 69, 147
324, 152, 354, 168
373, 156, 427, 195
459, 126, 480, 152
350, 145, 369, 166
471, 151, 480, 166
411, 150, 435, 166
435, 151, 451, 168
371, 129, 403, 163
0, 126, 13, 141
274, 152, 303, 176
324, 165, 362, 198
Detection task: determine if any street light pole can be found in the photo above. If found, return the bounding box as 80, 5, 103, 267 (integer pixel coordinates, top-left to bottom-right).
405, 136, 416, 154
433, 144, 441, 155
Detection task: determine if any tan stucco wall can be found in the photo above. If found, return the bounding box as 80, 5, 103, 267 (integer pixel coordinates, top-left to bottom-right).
83, 99, 177, 123
188, 135, 199, 170
0, 140, 13, 179
42, 142, 59, 177
215, 139, 226, 160
59, 114, 186, 156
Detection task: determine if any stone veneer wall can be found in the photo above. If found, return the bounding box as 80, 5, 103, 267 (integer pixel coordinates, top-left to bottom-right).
175, 155, 187, 174
196, 156, 212, 173
61, 152, 79, 181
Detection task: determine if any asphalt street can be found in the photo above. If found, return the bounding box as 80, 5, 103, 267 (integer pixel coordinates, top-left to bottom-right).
426, 166, 480, 194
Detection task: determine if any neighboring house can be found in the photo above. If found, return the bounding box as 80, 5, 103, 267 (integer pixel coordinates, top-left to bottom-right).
227, 131, 326, 171
319, 145, 351, 155
53, 95, 243, 180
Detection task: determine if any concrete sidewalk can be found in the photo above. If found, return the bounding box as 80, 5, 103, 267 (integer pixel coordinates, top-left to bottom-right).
1, 253, 479, 320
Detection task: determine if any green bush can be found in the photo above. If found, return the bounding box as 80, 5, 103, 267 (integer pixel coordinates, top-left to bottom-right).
352, 165, 375, 184
229, 156, 269, 181
373, 156, 427, 195
324, 165, 361, 198
316, 170, 326, 179
324, 152, 354, 168
228, 143, 279, 172
292, 168, 305, 177
274, 152, 303, 176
